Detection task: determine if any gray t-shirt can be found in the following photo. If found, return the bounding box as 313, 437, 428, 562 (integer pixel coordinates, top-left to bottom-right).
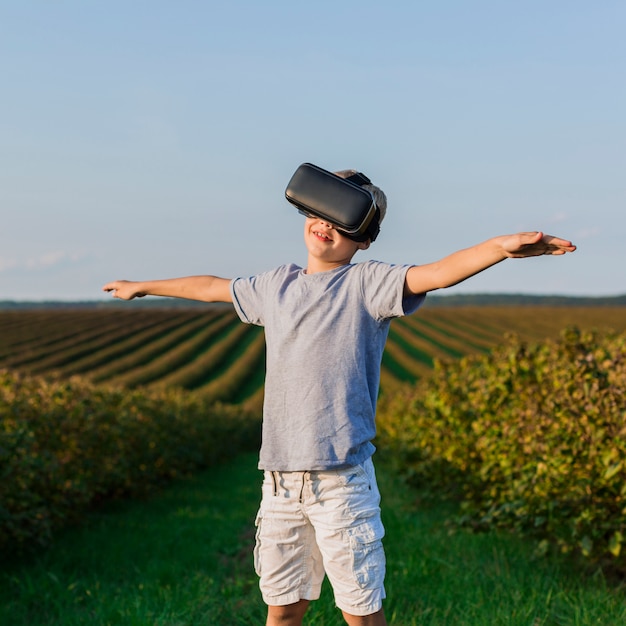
230, 260, 425, 471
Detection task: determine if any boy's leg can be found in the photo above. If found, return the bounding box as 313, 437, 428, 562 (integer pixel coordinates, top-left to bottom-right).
255, 471, 325, 609
306, 458, 387, 619
266, 599, 310, 625
341, 608, 387, 626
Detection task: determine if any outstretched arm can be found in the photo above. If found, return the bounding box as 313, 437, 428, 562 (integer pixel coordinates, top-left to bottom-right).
102, 275, 233, 303
405, 231, 576, 296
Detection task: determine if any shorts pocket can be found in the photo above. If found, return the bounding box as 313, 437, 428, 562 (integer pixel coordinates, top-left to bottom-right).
347, 517, 386, 589
333, 463, 370, 490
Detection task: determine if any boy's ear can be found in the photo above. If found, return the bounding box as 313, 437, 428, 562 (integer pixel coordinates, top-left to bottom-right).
357, 240, 371, 251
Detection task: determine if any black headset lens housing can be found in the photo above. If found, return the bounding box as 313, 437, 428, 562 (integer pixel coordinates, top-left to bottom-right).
285, 163, 381, 242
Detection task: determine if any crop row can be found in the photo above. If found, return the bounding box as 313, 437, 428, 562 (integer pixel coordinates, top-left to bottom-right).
0, 368, 261, 551
1, 305, 625, 405
377, 327, 626, 571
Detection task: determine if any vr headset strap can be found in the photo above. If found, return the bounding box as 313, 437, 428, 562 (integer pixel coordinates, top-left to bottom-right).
344, 171, 380, 242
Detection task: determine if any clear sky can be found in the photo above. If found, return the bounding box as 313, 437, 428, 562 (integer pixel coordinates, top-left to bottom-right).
2, 1, 624, 301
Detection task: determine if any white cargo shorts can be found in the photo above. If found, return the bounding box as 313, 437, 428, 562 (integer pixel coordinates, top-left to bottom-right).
253, 457, 386, 617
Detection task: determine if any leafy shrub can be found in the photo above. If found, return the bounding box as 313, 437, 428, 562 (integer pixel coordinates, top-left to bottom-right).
377, 328, 626, 569
0, 370, 260, 552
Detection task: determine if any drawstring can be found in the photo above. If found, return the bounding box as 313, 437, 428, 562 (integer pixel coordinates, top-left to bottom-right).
298, 472, 308, 503
270, 470, 308, 501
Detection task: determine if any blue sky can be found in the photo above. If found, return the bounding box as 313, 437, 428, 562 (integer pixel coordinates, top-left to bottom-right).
2, 1, 624, 300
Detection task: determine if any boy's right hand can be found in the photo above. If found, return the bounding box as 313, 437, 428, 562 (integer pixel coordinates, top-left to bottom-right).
102, 280, 145, 300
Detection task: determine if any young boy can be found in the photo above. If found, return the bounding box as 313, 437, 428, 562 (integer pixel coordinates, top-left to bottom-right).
103, 167, 576, 626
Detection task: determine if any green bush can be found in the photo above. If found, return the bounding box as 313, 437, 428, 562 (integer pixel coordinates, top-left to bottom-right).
0, 370, 260, 552
377, 328, 626, 570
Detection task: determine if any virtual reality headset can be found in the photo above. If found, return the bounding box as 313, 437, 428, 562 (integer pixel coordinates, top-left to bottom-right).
285, 163, 381, 242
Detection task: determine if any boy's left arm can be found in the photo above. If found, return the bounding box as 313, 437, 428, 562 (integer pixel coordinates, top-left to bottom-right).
404, 231, 576, 296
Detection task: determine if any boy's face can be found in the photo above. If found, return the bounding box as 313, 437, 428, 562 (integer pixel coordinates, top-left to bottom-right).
303, 216, 370, 270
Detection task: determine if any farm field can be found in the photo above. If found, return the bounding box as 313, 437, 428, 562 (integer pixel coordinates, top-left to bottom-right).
5, 451, 626, 625
1, 304, 624, 408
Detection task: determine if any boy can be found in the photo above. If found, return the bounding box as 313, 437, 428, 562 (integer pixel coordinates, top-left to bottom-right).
103, 167, 576, 626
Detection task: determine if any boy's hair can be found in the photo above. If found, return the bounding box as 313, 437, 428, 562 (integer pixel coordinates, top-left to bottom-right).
334, 169, 387, 227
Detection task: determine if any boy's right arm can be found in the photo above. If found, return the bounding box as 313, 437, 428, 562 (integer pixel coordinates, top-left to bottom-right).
102, 276, 233, 303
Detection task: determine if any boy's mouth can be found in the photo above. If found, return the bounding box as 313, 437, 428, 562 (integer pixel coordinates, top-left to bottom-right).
312, 229, 333, 242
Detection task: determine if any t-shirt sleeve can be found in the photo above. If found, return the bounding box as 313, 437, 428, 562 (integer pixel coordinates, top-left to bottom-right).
230, 273, 268, 326
361, 261, 426, 321
230, 265, 292, 326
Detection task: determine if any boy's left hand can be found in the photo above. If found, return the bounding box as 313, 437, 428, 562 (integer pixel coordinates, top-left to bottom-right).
502, 232, 577, 258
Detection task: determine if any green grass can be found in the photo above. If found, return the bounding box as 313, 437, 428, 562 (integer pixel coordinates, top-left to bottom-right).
2, 452, 625, 625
